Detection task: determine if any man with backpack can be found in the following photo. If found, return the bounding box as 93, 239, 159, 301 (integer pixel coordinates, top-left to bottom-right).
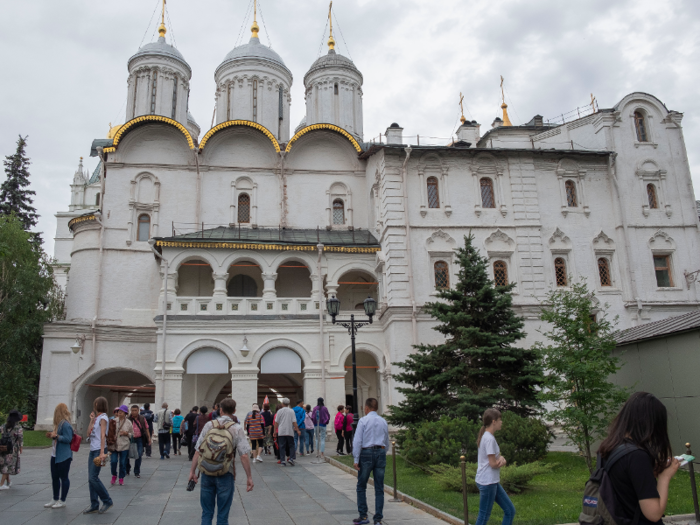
154, 402, 172, 459
188, 398, 253, 525
140, 404, 155, 458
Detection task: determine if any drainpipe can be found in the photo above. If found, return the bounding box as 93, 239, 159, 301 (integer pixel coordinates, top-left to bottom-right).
317, 243, 326, 399
148, 239, 168, 406
194, 150, 202, 225
401, 147, 417, 345
609, 154, 638, 303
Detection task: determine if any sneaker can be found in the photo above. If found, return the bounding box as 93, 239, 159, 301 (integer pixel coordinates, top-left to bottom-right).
165, 454, 170, 459
83, 507, 99, 514
135, 474, 141, 478
111, 476, 117, 485
52, 501, 66, 509
0, 484, 10, 491
288, 459, 295, 466
119, 479, 124, 486
44, 500, 58, 508
280, 461, 286, 466
98, 502, 113, 514
353, 518, 370, 525
257, 457, 263, 463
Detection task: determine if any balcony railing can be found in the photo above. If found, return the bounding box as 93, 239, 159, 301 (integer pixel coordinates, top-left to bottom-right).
169, 297, 320, 316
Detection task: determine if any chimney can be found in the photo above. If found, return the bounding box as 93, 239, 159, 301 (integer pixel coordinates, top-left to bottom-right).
384, 123, 404, 145
491, 117, 503, 128
456, 120, 480, 147
533, 114, 544, 127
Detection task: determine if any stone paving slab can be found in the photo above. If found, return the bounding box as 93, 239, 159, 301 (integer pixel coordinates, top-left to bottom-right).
0, 448, 447, 524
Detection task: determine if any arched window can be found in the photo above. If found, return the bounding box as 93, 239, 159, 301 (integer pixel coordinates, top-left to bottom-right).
554, 257, 567, 287
434, 261, 450, 290
137, 214, 150, 242
565, 180, 578, 207
95, 193, 100, 206
333, 199, 345, 224
227, 274, 257, 297
238, 193, 250, 223
427, 177, 440, 208
598, 258, 612, 287
493, 260, 508, 287
634, 111, 648, 142
647, 184, 658, 209
480, 178, 495, 208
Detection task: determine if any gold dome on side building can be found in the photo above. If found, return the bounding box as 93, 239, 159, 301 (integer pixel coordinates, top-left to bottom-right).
107, 123, 123, 140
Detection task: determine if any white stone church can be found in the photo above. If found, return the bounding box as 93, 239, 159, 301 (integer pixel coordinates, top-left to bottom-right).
36, 8, 700, 432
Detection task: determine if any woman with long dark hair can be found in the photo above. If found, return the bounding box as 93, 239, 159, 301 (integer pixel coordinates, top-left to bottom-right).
598, 392, 680, 524
0, 410, 23, 490
311, 398, 330, 458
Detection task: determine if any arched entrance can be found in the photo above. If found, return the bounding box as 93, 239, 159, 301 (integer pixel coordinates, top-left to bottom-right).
182, 348, 231, 410
257, 348, 304, 410
77, 369, 154, 435
344, 352, 381, 414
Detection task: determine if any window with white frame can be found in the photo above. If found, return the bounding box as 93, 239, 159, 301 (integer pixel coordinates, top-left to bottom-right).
554, 257, 568, 287
480, 178, 496, 208
427, 177, 440, 208
493, 260, 508, 287
434, 261, 450, 290
137, 214, 151, 242
238, 193, 251, 223
634, 111, 648, 142
597, 258, 612, 287
653, 254, 674, 288
333, 199, 345, 225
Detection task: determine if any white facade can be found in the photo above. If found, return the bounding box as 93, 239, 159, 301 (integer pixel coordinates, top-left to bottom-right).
37, 28, 700, 432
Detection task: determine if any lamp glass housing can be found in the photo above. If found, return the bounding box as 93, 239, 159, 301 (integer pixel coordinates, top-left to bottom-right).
326, 296, 340, 317
363, 296, 377, 317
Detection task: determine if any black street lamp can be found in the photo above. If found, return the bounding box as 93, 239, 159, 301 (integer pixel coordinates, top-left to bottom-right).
327, 295, 376, 434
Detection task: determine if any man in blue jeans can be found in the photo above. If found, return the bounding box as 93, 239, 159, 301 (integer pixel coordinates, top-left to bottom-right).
352, 398, 390, 525
293, 400, 306, 455
188, 397, 254, 525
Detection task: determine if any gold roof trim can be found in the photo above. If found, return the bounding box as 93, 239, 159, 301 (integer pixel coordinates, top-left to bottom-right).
199, 120, 281, 153
156, 240, 379, 254
286, 123, 362, 153
68, 215, 97, 231
111, 115, 195, 150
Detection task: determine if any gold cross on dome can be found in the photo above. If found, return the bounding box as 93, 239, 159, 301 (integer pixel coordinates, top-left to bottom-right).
459, 92, 466, 124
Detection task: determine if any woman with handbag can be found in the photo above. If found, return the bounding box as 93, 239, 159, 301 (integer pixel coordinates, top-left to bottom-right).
0, 410, 23, 490
109, 405, 133, 486
127, 405, 149, 478
44, 403, 74, 508
84, 396, 112, 514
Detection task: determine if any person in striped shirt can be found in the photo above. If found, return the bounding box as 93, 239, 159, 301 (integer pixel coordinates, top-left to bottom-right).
244, 404, 266, 463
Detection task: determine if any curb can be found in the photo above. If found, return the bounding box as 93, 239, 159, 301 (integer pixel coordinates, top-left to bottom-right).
326, 456, 465, 525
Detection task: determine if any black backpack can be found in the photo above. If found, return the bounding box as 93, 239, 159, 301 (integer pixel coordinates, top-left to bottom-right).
579, 443, 642, 525
0, 426, 14, 454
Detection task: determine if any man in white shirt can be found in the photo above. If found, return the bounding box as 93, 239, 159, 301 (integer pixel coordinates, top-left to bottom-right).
274, 398, 301, 466
188, 397, 253, 525
352, 398, 390, 525
154, 402, 172, 459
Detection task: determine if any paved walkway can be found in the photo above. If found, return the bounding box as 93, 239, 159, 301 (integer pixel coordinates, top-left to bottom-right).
0, 447, 445, 525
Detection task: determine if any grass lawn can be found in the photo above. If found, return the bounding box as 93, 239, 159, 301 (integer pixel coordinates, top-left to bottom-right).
22, 430, 53, 447
335, 452, 699, 525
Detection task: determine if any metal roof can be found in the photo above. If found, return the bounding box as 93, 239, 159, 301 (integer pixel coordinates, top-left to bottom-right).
614, 310, 700, 345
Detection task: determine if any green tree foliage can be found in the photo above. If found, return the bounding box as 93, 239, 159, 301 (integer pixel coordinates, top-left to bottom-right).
0, 136, 40, 244
430, 461, 555, 494
0, 216, 64, 420
387, 234, 543, 427
496, 411, 552, 466
534, 280, 628, 473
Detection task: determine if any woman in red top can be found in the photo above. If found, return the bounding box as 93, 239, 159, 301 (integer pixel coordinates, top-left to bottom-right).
343, 405, 354, 455
334, 406, 346, 455
245, 404, 266, 463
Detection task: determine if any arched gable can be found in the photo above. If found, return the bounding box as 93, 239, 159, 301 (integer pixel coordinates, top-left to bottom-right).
614, 92, 669, 120
112, 124, 194, 165
108, 115, 195, 152
251, 338, 312, 370
286, 123, 361, 154
199, 120, 280, 153
175, 339, 236, 369
284, 130, 362, 172
201, 126, 280, 168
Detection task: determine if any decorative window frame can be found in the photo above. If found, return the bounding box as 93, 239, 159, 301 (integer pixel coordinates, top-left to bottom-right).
484, 229, 518, 294
629, 107, 658, 149
556, 159, 590, 217
327, 182, 353, 230
418, 154, 451, 217
648, 230, 681, 290
472, 155, 507, 217
636, 159, 671, 218
591, 230, 621, 294
548, 227, 575, 288
127, 172, 160, 246
425, 229, 457, 296
231, 176, 258, 228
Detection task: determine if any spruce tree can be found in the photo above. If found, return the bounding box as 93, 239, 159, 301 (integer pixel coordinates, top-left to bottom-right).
0, 135, 40, 240
387, 234, 542, 427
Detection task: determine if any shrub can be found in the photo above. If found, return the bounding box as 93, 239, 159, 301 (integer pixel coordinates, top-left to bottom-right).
396, 417, 480, 466
430, 461, 555, 494
496, 411, 553, 465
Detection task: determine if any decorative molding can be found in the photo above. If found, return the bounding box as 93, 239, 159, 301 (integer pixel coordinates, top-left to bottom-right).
112, 115, 194, 150
484, 229, 515, 256
648, 230, 676, 252
549, 227, 572, 252
425, 229, 456, 247
285, 123, 362, 153
199, 119, 280, 152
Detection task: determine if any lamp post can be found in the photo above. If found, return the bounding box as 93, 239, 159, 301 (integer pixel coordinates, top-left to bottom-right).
326, 295, 376, 432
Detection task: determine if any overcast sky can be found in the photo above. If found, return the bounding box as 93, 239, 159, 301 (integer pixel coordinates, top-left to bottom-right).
1, 0, 699, 255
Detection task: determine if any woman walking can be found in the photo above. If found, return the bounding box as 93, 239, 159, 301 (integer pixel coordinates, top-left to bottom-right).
183, 406, 198, 461
171, 409, 183, 455
311, 398, 330, 458
475, 408, 514, 525
44, 403, 73, 508
245, 404, 266, 462
0, 410, 24, 490
84, 397, 113, 514
109, 405, 133, 486
596, 392, 680, 524
303, 405, 315, 455
261, 403, 273, 455
343, 405, 354, 455
334, 405, 346, 455
127, 405, 149, 478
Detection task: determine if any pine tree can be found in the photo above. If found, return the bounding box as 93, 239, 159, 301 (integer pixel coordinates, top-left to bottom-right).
387, 234, 543, 427
0, 135, 40, 239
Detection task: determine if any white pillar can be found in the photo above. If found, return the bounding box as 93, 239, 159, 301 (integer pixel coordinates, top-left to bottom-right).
262, 272, 278, 300
230, 370, 258, 414
212, 272, 228, 300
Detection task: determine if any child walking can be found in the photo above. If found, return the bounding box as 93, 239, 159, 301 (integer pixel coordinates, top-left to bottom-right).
475, 408, 515, 525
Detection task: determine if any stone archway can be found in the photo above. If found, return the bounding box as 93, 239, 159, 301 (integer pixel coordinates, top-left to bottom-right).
344, 351, 381, 414
182, 347, 231, 410
257, 347, 304, 409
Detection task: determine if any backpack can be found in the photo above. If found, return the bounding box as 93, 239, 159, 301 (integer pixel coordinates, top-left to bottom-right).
579, 443, 641, 525
0, 426, 14, 454
197, 420, 236, 477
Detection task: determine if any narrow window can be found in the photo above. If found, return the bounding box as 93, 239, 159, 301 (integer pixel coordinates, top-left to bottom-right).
150, 71, 158, 114
171, 76, 178, 119
278, 85, 284, 121
137, 214, 150, 242
238, 193, 250, 223
227, 83, 232, 121
434, 261, 450, 290
427, 177, 440, 208
653, 255, 673, 287
554, 257, 567, 287
334, 83, 339, 95
333, 199, 345, 225
252, 79, 258, 122
647, 184, 658, 209
132, 76, 139, 118
493, 260, 508, 287
598, 258, 612, 287
565, 180, 578, 207
480, 178, 495, 208
95, 193, 100, 206
634, 111, 648, 142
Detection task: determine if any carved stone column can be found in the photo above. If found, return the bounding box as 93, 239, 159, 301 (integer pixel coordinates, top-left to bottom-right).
212, 272, 229, 300
262, 272, 278, 300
